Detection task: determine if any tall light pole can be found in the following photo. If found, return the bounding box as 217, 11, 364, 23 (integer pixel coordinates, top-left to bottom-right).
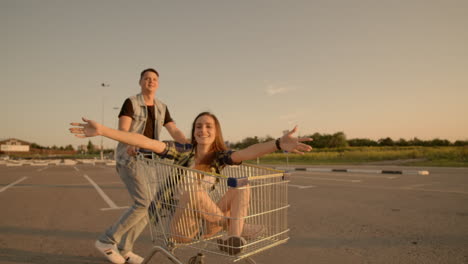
113, 107, 120, 129
112, 107, 120, 160
100, 83, 110, 160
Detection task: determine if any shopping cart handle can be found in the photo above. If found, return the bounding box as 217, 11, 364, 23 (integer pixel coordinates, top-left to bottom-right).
227, 177, 249, 188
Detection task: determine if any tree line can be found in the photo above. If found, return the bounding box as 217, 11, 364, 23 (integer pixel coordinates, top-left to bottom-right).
30, 140, 113, 154
31, 143, 75, 151
30, 133, 468, 153
228, 132, 468, 149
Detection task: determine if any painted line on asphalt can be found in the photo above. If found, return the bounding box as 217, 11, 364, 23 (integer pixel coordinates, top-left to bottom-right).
74, 166, 127, 210
289, 184, 316, 189
295, 170, 400, 180
400, 182, 439, 190
37, 167, 49, 172
101, 206, 130, 211
82, 174, 127, 211
402, 188, 468, 195
0, 177, 28, 193
351, 184, 468, 196
276, 167, 430, 175
293, 175, 362, 183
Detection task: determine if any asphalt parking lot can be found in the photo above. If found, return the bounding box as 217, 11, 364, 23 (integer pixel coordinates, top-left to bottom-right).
1, 162, 467, 264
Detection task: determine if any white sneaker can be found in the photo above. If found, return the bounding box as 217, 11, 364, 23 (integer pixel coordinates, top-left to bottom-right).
123, 251, 144, 264
95, 240, 126, 264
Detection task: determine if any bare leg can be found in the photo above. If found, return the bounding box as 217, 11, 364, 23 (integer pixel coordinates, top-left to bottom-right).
217, 187, 250, 237
171, 188, 225, 243
171, 186, 251, 241
170, 191, 199, 243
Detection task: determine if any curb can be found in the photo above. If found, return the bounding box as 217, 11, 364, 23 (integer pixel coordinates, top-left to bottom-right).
275, 167, 430, 175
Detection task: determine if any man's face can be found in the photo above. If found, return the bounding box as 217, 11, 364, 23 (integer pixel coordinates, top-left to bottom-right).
139, 71, 159, 94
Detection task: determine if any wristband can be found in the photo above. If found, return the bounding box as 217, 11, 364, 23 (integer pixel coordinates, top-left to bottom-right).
275, 138, 282, 150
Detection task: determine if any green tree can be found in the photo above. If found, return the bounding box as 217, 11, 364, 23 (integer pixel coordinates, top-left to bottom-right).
430, 138, 450, 146
64, 144, 75, 151
348, 138, 378, 147
261, 135, 275, 143
396, 138, 409, 146
454, 140, 468, 146
378, 137, 395, 146
329, 132, 348, 148
30, 143, 44, 149
308, 133, 328, 148
87, 140, 95, 152
231, 136, 260, 149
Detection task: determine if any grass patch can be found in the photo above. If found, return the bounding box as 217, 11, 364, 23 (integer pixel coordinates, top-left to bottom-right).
247, 146, 468, 167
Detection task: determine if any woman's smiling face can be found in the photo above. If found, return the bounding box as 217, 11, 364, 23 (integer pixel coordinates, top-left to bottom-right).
194, 115, 216, 146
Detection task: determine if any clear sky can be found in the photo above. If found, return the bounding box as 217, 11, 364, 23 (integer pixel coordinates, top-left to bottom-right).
2, 0, 467, 149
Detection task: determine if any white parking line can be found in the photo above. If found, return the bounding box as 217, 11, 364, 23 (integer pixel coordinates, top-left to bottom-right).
296, 171, 400, 179
83, 174, 127, 210
0, 177, 28, 193
289, 184, 316, 189
101, 206, 129, 211
400, 183, 438, 190
293, 175, 362, 183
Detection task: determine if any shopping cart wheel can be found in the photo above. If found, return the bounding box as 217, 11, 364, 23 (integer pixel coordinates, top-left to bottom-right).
187, 253, 205, 264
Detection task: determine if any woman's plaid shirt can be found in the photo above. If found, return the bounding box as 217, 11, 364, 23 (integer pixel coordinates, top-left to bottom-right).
157, 141, 240, 172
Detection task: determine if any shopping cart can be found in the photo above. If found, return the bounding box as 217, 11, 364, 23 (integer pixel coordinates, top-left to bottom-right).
136, 152, 290, 264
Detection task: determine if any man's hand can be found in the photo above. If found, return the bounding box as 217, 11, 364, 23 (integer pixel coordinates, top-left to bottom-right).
69, 117, 103, 138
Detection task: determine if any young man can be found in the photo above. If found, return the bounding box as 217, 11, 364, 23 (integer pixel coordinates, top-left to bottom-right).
95, 68, 188, 264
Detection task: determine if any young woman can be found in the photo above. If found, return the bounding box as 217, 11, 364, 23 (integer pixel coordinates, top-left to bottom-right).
70, 112, 312, 255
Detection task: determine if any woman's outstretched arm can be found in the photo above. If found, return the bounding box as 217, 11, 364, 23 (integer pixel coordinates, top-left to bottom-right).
69, 117, 166, 154
230, 126, 313, 163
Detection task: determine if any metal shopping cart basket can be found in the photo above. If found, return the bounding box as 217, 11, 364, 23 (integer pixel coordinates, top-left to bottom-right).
136, 152, 290, 264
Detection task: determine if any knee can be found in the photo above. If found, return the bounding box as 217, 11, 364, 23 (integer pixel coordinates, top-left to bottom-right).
232, 186, 251, 199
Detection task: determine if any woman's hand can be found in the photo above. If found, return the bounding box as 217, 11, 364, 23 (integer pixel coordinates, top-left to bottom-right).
69, 117, 103, 138
279, 126, 313, 154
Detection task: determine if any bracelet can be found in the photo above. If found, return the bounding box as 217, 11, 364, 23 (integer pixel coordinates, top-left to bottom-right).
275, 138, 282, 150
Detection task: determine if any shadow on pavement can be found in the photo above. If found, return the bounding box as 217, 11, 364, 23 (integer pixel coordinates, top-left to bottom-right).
0, 247, 103, 264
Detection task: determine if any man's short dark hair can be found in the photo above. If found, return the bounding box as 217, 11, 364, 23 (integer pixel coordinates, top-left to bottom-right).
140, 68, 159, 80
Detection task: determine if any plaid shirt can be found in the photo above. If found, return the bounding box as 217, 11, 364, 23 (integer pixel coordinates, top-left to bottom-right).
157, 141, 240, 173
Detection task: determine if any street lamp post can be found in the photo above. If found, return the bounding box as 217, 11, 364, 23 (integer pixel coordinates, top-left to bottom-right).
100, 83, 110, 160
112, 106, 120, 161
113, 107, 120, 129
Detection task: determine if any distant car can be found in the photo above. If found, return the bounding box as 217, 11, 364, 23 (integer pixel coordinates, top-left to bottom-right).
0, 155, 9, 160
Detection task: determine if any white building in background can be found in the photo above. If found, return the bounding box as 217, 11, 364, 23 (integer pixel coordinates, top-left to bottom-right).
0, 138, 30, 152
